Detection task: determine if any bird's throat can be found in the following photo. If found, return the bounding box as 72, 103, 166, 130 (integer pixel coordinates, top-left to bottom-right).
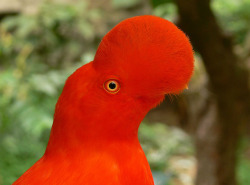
44, 113, 143, 157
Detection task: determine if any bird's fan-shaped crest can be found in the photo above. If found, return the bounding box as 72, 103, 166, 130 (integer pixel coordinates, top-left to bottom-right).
94, 15, 194, 95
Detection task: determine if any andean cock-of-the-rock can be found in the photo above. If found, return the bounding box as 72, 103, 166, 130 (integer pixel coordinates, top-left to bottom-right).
14, 15, 194, 185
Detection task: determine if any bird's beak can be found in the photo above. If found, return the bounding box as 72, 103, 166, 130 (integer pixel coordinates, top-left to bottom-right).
185, 84, 189, 90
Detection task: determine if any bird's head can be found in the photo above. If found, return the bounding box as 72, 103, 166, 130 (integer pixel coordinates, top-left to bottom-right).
48, 16, 194, 148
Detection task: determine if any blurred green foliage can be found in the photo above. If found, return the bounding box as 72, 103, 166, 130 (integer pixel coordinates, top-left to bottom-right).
0, 0, 249, 185
0, 2, 98, 68
139, 123, 193, 171
237, 138, 250, 185
0, 2, 97, 184
212, 0, 250, 45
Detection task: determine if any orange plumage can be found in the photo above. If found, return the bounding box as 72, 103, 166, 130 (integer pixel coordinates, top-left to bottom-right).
13, 15, 194, 185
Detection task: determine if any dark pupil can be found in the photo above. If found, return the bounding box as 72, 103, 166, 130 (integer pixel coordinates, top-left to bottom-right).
109, 82, 116, 89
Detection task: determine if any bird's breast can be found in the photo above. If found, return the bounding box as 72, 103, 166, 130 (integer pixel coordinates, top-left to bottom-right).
14, 140, 154, 185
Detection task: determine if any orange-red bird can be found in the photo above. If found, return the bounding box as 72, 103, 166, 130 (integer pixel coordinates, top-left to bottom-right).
13, 15, 194, 185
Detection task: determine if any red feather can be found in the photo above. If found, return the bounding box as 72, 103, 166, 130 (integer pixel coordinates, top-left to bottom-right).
13, 15, 194, 185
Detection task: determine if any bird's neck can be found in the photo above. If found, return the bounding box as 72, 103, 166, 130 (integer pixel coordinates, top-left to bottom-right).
43, 94, 159, 157
44, 109, 146, 157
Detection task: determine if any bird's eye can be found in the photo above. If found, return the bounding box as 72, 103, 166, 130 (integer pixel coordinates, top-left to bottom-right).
104, 79, 120, 94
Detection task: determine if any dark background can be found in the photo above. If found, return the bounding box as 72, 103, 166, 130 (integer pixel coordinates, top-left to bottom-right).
0, 0, 249, 185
